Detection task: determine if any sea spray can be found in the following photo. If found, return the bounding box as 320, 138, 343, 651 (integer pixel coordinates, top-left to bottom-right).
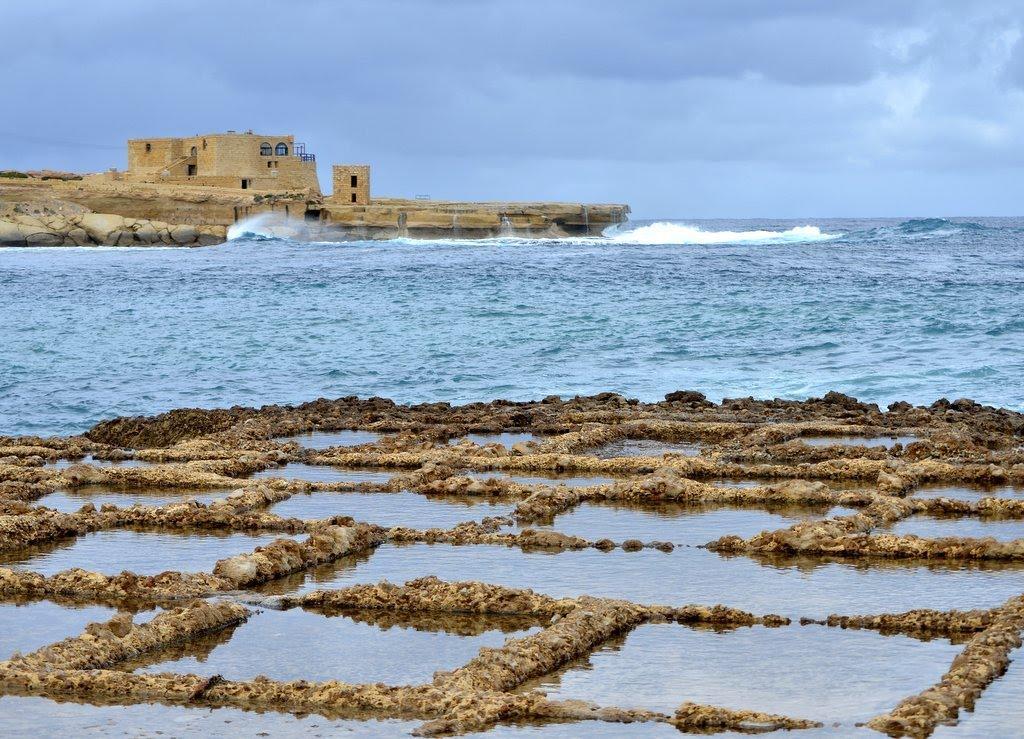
387, 222, 840, 247
606, 222, 840, 245
227, 213, 314, 241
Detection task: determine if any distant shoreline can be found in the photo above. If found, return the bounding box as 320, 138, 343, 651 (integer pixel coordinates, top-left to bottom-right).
0, 174, 629, 246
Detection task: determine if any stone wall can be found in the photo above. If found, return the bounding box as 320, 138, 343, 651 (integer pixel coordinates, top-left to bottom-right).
122, 133, 319, 194
329, 165, 371, 205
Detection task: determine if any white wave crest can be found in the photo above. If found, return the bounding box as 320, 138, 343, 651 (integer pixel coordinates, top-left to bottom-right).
607, 222, 839, 245
228, 212, 282, 238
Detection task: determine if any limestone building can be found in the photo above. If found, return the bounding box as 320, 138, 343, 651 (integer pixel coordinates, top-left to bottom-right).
91, 131, 321, 194
329, 165, 371, 205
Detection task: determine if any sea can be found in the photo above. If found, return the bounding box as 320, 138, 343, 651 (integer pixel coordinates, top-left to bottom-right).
1, 217, 1022, 436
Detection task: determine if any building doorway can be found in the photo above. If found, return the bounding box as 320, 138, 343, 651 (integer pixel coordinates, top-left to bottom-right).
187, 164, 197, 176
241, 179, 250, 189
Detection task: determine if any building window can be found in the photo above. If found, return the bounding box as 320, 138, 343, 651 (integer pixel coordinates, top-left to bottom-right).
260, 142, 272, 156
350, 175, 358, 187
187, 164, 197, 176
144, 142, 151, 152
267, 161, 272, 168
351, 193, 357, 203
202, 139, 207, 149
241, 179, 249, 189
275, 142, 288, 156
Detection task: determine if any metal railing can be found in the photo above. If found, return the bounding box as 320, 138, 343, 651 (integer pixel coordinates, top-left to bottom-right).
293, 143, 316, 162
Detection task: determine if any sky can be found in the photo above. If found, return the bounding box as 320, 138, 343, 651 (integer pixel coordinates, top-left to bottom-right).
3, 0, 1024, 218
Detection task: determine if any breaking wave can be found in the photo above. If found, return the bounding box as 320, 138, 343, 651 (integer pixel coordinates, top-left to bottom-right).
606, 222, 840, 245
895, 218, 986, 234
227, 214, 287, 241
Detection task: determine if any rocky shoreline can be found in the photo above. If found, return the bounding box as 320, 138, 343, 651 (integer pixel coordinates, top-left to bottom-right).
0, 200, 225, 247
0, 174, 628, 246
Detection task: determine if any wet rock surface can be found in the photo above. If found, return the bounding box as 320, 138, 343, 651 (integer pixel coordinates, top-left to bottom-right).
1, 391, 1023, 734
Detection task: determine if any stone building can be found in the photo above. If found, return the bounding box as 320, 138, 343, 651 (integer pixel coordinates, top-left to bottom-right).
329, 165, 371, 205
88, 131, 321, 194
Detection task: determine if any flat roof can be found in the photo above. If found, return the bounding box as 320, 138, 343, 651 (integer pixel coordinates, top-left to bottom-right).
128, 132, 296, 142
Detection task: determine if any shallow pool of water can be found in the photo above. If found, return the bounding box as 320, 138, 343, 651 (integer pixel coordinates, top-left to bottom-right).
933, 654, 1024, 737
270, 490, 512, 527
0, 530, 289, 576
275, 430, 382, 449
36, 486, 233, 513
530, 501, 857, 544
912, 483, 1024, 502
889, 514, 1024, 542
467, 471, 619, 488
704, 478, 763, 488
0, 601, 115, 658
0, 696, 419, 736
252, 542, 1024, 618
483, 722, 685, 737
251, 463, 394, 484
451, 432, 543, 449
45, 457, 152, 470
130, 607, 537, 685
592, 440, 701, 459
518, 622, 958, 728
799, 436, 919, 448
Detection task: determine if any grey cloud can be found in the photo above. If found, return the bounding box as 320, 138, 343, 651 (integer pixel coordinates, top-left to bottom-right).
1, 0, 1023, 217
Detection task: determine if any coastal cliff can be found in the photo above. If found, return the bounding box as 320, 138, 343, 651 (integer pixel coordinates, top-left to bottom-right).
0, 199, 225, 247
0, 175, 629, 245
315, 198, 629, 239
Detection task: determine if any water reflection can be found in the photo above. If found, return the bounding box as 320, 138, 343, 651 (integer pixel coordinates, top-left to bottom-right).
528, 500, 857, 544
517, 622, 957, 727
251, 463, 394, 484
36, 486, 231, 513
0, 530, 290, 576
253, 542, 1024, 618
592, 440, 701, 459
275, 430, 382, 450
451, 433, 543, 449
128, 608, 538, 685
800, 436, 919, 448
270, 490, 511, 528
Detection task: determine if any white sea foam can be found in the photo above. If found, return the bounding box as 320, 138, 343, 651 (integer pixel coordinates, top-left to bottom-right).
227, 213, 279, 240
607, 222, 840, 245
385, 222, 841, 247
227, 217, 839, 246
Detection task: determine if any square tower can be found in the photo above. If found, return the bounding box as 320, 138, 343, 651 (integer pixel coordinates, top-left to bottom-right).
331, 165, 371, 205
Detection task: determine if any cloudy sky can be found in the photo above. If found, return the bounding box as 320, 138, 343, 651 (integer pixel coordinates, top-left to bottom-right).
4, 0, 1023, 217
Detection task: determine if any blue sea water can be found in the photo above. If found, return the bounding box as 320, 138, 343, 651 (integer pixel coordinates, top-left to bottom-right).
0, 217, 1022, 437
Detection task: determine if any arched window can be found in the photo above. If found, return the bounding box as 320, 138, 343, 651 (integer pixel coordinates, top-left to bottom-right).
260, 142, 272, 156
275, 142, 288, 156
190, 146, 197, 156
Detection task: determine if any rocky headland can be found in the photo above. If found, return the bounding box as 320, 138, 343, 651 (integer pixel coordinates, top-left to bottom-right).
0, 173, 629, 246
